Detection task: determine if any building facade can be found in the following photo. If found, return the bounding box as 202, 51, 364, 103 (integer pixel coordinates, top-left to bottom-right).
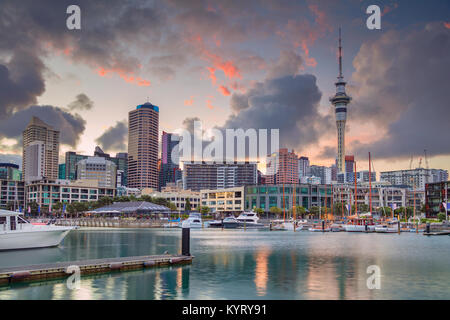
310, 165, 332, 184
64, 151, 89, 180
142, 187, 200, 212
425, 181, 449, 218
245, 184, 333, 212
0, 180, 25, 210
159, 131, 181, 190
298, 156, 310, 180
380, 168, 448, 190
22, 116, 59, 182
76, 157, 117, 188
265, 148, 298, 184
0, 163, 22, 181
128, 102, 159, 189
200, 186, 244, 214
183, 162, 257, 191
26, 179, 116, 211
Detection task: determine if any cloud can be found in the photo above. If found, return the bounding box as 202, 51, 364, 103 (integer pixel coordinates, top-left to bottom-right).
221, 74, 332, 152
67, 93, 94, 111
0, 105, 86, 147
349, 23, 450, 160
266, 50, 303, 80
218, 85, 231, 96
95, 120, 128, 152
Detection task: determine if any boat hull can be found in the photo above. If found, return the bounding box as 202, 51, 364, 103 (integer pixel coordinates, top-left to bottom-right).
0, 228, 73, 251
344, 225, 376, 232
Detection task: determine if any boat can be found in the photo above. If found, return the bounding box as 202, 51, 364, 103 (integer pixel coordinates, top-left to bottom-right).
309, 226, 331, 232
178, 212, 203, 228
330, 223, 345, 232
375, 221, 399, 233
163, 217, 180, 228
223, 211, 265, 229
271, 219, 304, 231
343, 214, 376, 232
0, 209, 75, 251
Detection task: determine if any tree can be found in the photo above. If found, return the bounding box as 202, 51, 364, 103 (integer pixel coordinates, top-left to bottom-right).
333, 202, 348, 216
269, 206, 282, 218
52, 202, 63, 215
254, 208, 264, 216
309, 206, 320, 218
437, 213, 446, 222
296, 206, 306, 218
185, 198, 191, 212
200, 206, 210, 215
168, 202, 177, 211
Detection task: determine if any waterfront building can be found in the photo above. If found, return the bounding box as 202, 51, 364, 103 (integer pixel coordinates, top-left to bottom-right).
332, 183, 406, 211
0, 163, 22, 181
142, 186, 200, 212
245, 184, 333, 212
200, 186, 244, 214
330, 29, 352, 173
265, 148, 298, 184
183, 161, 257, 191
425, 181, 449, 218
88, 201, 170, 216
338, 170, 376, 184
22, 117, 59, 182
76, 156, 117, 188
406, 189, 425, 208
298, 156, 310, 180
380, 168, 448, 190
0, 179, 25, 210
159, 131, 181, 190
94, 147, 128, 186
128, 102, 159, 189
300, 176, 321, 185
26, 179, 116, 212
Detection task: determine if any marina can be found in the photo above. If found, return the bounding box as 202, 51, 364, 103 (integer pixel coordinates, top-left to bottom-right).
0, 227, 449, 299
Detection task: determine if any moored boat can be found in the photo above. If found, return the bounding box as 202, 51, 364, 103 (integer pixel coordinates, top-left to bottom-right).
0, 209, 75, 251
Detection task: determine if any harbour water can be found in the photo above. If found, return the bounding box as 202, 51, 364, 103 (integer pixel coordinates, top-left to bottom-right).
0, 228, 449, 300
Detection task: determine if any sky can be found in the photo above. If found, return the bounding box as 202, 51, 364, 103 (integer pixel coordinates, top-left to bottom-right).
0, 0, 449, 175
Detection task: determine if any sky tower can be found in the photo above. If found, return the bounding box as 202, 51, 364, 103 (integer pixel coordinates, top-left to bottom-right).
330, 28, 352, 173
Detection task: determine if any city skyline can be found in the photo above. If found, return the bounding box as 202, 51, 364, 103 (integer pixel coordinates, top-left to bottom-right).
0, 0, 449, 174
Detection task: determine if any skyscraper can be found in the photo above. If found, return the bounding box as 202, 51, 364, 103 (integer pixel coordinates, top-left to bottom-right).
22, 116, 59, 182
159, 131, 181, 190
330, 28, 351, 173
298, 156, 310, 180
265, 148, 299, 184
127, 102, 159, 189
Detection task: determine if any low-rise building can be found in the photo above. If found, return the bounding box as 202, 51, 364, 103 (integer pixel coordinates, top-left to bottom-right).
141, 187, 200, 212
425, 181, 449, 218
26, 179, 116, 212
200, 186, 244, 214
0, 179, 25, 210
245, 184, 333, 212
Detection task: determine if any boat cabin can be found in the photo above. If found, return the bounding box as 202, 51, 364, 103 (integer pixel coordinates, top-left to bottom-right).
0, 210, 29, 232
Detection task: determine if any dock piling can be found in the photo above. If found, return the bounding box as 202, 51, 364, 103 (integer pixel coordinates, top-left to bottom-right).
182, 227, 190, 256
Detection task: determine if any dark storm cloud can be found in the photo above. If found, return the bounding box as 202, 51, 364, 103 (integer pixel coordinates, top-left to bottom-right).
0, 105, 86, 147
95, 120, 128, 152
349, 23, 450, 160
222, 74, 332, 151
67, 94, 94, 111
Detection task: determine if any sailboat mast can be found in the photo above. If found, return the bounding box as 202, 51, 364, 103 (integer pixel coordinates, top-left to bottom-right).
282, 183, 285, 221
293, 185, 296, 231
354, 161, 358, 217
369, 152, 372, 214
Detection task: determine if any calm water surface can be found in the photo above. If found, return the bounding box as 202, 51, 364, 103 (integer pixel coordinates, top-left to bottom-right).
0, 228, 449, 300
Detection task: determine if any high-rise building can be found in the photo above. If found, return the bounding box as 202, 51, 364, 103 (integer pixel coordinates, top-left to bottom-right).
381, 168, 448, 190
159, 131, 181, 190
183, 162, 257, 191
265, 149, 298, 184
128, 102, 159, 189
0, 163, 22, 181
64, 151, 89, 180
22, 116, 59, 182
330, 29, 351, 172
310, 165, 332, 184
76, 156, 117, 188
298, 156, 310, 180
58, 163, 66, 179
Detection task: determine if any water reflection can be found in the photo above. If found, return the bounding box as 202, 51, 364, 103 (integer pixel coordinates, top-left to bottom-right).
0, 229, 449, 299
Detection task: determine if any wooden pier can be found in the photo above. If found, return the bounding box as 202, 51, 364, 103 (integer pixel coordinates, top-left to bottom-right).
0, 254, 193, 285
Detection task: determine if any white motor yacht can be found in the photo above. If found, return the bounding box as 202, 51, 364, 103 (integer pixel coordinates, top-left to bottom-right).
0, 210, 75, 251
179, 212, 203, 228
223, 211, 265, 229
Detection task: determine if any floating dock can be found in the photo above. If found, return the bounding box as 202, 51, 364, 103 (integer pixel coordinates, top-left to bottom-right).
0, 254, 193, 285
423, 231, 450, 236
